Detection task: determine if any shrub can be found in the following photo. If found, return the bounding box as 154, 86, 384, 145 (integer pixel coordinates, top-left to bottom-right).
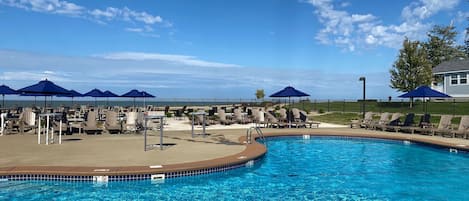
318, 108, 325, 114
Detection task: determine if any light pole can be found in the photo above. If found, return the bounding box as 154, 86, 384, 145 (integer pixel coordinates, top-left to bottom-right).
359, 77, 366, 119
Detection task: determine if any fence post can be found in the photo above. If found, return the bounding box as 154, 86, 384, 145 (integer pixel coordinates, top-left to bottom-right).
327, 99, 330, 112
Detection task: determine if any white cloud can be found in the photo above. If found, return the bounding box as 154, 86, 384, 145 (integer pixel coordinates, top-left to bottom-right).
402, 0, 460, 21
0, 49, 397, 99
96, 52, 242, 68
0, 0, 84, 15
0, 0, 166, 35
306, 0, 460, 50
89, 6, 163, 25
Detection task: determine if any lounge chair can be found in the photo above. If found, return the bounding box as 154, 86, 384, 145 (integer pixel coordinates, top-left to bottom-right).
278, 109, 288, 123
19, 108, 36, 134
124, 111, 139, 132
400, 114, 430, 134
370, 112, 390, 130
416, 115, 452, 136
291, 108, 300, 119
234, 108, 250, 124
217, 109, 233, 125
298, 111, 320, 128
452, 116, 469, 138
265, 111, 285, 128
376, 113, 401, 131
83, 111, 103, 134
105, 111, 121, 134
195, 110, 210, 126
360, 112, 374, 129
391, 113, 415, 132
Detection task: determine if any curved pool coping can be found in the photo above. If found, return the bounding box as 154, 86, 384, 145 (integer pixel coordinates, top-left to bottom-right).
1, 129, 469, 180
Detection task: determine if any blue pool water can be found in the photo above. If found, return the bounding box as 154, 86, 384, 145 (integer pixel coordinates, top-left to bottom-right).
1, 136, 469, 200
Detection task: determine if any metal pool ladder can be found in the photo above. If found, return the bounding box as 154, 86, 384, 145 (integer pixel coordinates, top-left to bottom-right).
246, 126, 265, 144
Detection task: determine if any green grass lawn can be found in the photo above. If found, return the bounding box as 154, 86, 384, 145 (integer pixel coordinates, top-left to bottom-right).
292, 100, 469, 115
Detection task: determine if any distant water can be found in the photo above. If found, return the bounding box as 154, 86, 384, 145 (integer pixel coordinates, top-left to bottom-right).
0, 100, 257, 108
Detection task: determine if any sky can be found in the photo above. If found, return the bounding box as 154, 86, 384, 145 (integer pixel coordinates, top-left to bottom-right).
0, 0, 468, 100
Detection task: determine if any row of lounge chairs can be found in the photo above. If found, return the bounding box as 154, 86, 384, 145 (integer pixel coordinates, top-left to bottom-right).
0, 107, 155, 135
360, 112, 469, 138
189, 107, 319, 128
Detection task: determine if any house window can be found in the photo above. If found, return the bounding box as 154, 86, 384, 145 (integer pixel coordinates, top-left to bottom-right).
450, 73, 469, 85
460, 73, 467, 84
451, 74, 458, 85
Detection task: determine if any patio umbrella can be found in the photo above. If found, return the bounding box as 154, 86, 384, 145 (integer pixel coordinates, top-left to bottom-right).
270, 86, 310, 107
18, 79, 70, 109
121, 89, 143, 107
398, 85, 451, 113
83, 89, 106, 107
0, 84, 18, 108
140, 91, 155, 109
270, 86, 310, 127
103, 90, 119, 106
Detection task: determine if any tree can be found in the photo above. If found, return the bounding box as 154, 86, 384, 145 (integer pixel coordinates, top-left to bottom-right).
255, 89, 265, 100
465, 21, 469, 57
465, 30, 469, 56
390, 38, 432, 107
424, 24, 466, 68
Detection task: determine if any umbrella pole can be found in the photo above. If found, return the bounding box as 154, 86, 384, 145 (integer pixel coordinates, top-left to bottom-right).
44, 96, 47, 112
289, 96, 291, 128
133, 98, 136, 108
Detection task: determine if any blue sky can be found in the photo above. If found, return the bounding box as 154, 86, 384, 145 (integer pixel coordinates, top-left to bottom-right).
0, 0, 468, 100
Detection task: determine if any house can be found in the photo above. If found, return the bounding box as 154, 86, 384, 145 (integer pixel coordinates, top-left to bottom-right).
432, 58, 469, 97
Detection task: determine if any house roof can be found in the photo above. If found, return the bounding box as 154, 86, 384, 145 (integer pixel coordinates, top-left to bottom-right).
433, 58, 469, 74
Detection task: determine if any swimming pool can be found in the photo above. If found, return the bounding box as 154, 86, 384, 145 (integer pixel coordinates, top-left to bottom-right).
1, 136, 469, 200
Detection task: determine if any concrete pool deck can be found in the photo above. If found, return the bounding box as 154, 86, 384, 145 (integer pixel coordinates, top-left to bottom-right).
1, 127, 469, 176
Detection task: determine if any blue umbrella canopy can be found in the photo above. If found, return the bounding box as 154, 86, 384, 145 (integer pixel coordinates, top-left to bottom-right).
0, 84, 18, 108
398, 85, 451, 113
398, 86, 451, 98
17, 79, 70, 109
0, 85, 18, 95
18, 79, 70, 95
270, 86, 310, 97
122, 89, 155, 107
57, 90, 83, 97
121, 89, 143, 97
83, 88, 106, 97
141, 91, 155, 98
84, 89, 107, 107
103, 90, 119, 97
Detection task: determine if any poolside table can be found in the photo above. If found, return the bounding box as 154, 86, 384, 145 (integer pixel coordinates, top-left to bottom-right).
190, 111, 206, 138
144, 115, 165, 151
37, 113, 63, 145
67, 118, 84, 134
